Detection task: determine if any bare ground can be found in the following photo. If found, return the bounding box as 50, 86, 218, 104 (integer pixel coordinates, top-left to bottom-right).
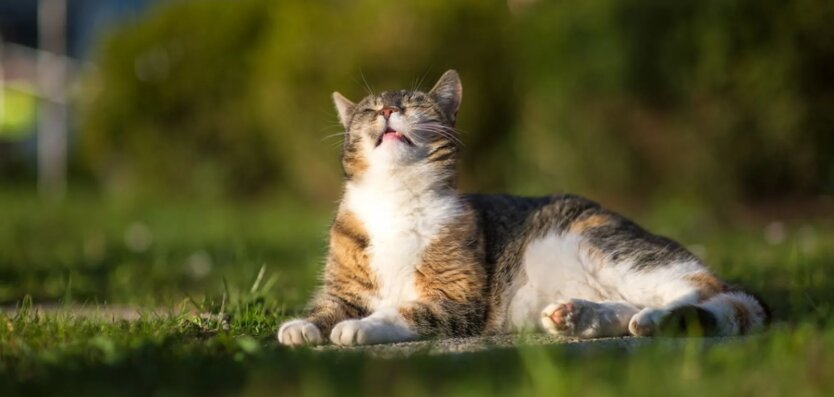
0, 304, 186, 321
316, 333, 743, 357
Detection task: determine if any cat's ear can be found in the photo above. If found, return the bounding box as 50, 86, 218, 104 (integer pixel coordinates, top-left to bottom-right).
428, 69, 462, 124
332, 92, 355, 128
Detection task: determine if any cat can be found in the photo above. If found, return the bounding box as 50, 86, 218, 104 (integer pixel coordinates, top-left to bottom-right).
277, 70, 769, 346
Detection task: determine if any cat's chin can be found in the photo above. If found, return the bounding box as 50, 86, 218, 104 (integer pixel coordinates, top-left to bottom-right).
369, 142, 422, 166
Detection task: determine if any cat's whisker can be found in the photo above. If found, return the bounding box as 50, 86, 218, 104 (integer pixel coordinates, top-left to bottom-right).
414, 123, 464, 146
360, 70, 374, 96
322, 123, 347, 132
417, 126, 461, 141
414, 67, 432, 92
416, 121, 462, 131
428, 124, 466, 135
320, 132, 348, 142
424, 131, 464, 147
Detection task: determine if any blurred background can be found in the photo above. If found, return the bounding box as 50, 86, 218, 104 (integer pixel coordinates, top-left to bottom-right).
1, 0, 832, 309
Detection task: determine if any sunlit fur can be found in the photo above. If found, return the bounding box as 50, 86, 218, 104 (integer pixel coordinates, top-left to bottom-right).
277, 70, 769, 347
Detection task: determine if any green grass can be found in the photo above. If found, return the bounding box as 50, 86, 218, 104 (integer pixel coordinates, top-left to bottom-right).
0, 189, 331, 308
1, 189, 833, 396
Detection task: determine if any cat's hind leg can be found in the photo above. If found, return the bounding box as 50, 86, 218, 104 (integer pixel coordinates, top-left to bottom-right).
541, 299, 639, 338
628, 290, 769, 337
625, 273, 769, 337
627, 288, 703, 337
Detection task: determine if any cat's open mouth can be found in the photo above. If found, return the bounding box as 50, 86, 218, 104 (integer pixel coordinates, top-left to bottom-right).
375, 127, 413, 147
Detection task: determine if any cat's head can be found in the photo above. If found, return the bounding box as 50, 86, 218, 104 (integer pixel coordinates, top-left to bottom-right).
332, 70, 462, 179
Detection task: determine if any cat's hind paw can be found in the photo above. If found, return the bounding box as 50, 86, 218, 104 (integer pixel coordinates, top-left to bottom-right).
277, 319, 324, 346
542, 301, 579, 335
541, 299, 600, 337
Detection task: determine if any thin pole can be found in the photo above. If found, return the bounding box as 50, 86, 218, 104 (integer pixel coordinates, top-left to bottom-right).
37, 0, 68, 200
0, 34, 5, 129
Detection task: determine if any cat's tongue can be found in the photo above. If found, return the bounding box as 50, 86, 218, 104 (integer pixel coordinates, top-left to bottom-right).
382, 129, 405, 143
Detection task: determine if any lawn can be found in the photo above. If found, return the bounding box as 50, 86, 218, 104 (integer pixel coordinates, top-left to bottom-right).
1, 189, 833, 396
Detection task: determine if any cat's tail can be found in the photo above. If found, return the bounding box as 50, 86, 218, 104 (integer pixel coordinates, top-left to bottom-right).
662, 290, 771, 336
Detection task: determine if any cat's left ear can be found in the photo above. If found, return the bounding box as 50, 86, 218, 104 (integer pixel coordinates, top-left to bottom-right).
428, 69, 462, 124
332, 92, 355, 129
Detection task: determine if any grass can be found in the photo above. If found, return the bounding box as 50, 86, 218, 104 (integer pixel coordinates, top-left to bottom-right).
1, 188, 833, 396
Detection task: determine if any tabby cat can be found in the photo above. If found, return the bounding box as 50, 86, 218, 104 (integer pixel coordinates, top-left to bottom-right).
277, 70, 768, 346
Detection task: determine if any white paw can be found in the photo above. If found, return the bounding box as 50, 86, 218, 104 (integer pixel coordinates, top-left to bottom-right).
541, 301, 578, 335
277, 319, 324, 346
541, 299, 597, 338
329, 318, 413, 346
628, 308, 668, 336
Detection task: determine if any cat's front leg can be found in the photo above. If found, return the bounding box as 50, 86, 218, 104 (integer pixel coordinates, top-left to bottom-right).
278, 319, 324, 346
278, 293, 365, 346
329, 308, 417, 346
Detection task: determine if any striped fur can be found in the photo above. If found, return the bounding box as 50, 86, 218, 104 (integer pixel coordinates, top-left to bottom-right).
277, 70, 769, 346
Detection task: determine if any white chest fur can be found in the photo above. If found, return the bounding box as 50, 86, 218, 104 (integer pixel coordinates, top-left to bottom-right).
344, 164, 461, 311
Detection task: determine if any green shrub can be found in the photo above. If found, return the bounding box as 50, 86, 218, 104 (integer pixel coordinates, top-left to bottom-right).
512, 0, 834, 206
79, 0, 834, 206
80, 0, 275, 198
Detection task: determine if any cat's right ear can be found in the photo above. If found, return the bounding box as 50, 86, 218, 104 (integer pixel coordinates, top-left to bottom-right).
332, 92, 355, 129
428, 70, 462, 124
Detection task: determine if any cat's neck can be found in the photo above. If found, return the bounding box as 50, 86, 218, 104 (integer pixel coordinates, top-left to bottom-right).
341, 161, 462, 234
346, 161, 457, 202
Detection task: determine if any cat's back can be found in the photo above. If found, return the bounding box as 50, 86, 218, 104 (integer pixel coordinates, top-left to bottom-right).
463, 193, 604, 264
464, 192, 694, 267
464, 193, 603, 230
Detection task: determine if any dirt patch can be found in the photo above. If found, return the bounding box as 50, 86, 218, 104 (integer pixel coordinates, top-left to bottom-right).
1, 304, 180, 321
317, 333, 744, 357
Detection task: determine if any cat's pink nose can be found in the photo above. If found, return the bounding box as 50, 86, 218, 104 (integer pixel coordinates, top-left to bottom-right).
379, 107, 398, 120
